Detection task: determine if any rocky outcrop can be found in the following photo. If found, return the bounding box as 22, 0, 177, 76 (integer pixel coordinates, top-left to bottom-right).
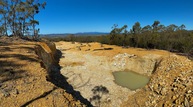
122, 54, 193, 107
146, 55, 193, 106
111, 53, 162, 76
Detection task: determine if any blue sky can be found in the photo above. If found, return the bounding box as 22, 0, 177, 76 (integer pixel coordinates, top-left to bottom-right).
36, 0, 193, 34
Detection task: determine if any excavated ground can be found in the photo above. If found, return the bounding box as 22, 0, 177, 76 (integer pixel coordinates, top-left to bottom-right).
0, 37, 85, 107
56, 41, 193, 107
1, 36, 192, 107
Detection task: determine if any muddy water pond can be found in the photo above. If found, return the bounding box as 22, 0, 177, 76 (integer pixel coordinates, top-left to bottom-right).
113, 70, 150, 90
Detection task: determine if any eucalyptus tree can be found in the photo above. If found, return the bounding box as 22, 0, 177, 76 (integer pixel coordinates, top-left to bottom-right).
16, 1, 27, 36
110, 24, 128, 45
166, 24, 178, 32
152, 20, 160, 32
132, 22, 141, 34
0, 0, 46, 39
142, 25, 152, 33
178, 24, 186, 30
158, 24, 166, 32
109, 24, 118, 44
131, 22, 142, 47
122, 25, 128, 46
0, 0, 9, 36
8, 0, 21, 36
26, 0, 46, 39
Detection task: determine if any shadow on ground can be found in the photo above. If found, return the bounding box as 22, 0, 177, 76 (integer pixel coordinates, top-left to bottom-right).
1, 39, 92, 106
0, 60, 27, 83
20, 87, 58, 107
0, 44, 36, 83
47, 49, 93, 106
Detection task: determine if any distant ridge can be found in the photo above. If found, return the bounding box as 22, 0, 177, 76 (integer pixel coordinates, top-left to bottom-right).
75, 32, 109, 35
41, 32, 109, 37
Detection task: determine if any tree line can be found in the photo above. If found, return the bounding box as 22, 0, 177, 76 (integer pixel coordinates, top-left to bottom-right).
108, 21, 192, 53
45, 21, 193, 54
0, 0, 46, 40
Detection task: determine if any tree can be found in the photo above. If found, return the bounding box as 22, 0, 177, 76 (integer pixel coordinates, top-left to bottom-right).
131, 22, 142, 47
0, 0, 9, 36
8, 0, 21, 36
26, 0, 46, 40
0, 0, 46, 39
16, 1, 29, 36
109, 24, 128, 45
109, 24, 121, 45
142, 25, 152, 33
178, 24, 186, 30
152, 20, 160, 32
158, 24, 166, 32
122, 25, 128, 46
132, 22, 141, 34
166, 24, 178, 32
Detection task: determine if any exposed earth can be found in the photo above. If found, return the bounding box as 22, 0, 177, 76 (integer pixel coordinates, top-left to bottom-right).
0, 36, 193, 107
0, 37, 85, 107
56, 41, 193, 107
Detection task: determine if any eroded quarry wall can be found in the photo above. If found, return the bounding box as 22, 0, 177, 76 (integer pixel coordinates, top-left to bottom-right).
34, 41, 89, 107
35, 42, 59, 79
0, 37, 85, 107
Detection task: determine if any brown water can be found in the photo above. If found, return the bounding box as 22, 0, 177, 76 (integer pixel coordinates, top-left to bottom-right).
113, 70, 150, 90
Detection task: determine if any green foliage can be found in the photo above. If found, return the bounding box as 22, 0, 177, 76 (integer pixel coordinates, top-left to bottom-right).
109, 24, 128, 46
44, 21, 193, 56
132, 22, 141, 34
152, 20, 160, 32
0, 0, 46, 39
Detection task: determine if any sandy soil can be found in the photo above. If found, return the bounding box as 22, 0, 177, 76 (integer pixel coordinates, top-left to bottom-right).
0, 37, 84, 107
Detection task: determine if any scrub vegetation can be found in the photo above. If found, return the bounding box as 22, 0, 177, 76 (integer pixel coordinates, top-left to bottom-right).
45, 21, 193, 55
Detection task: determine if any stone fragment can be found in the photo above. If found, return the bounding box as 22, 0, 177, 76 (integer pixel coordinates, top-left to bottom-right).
12, 89, 19, 95
1, 89, 10, 97
187, 90, 192, 94
160, 87, 167, 95
184, 97, 190, 107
